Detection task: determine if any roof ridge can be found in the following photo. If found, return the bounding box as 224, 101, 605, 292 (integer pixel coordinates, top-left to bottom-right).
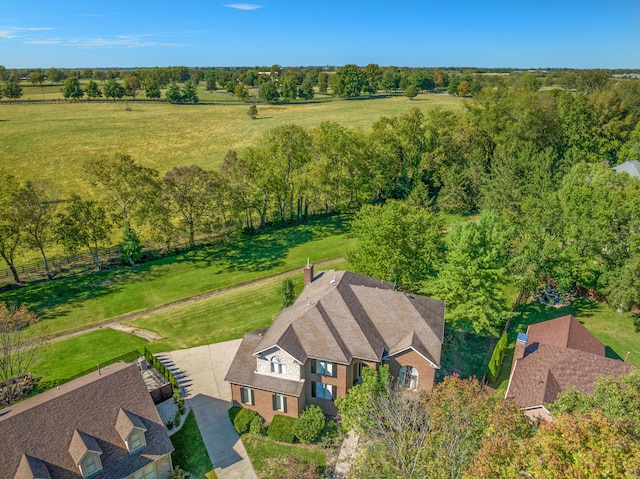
315, 300, 351, 363
336, 281, 385, 359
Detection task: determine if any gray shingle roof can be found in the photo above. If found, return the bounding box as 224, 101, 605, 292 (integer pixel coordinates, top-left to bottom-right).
613, 160, 640, 179
224, 328, 306, 397
226, 270, 445, 396
0, 362, 174, 479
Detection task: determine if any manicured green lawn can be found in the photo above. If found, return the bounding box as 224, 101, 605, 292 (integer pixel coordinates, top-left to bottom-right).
0, 216, 354, 339
135, 274, 303, 352
491, 299, 640, 390
242, 434, 326, 479
171, 410, 217, 479
29, 329, 147, 384
0, 94, 465, 196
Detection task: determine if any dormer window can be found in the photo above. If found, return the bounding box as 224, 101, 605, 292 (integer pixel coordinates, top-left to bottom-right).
270, 355, 286, 375
115, 409, 148, 454
68, 430, 103, 479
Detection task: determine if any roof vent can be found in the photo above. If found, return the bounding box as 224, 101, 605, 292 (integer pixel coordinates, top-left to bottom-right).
330, 277, 336, 285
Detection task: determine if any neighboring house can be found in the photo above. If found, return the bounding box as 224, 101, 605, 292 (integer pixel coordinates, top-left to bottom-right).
0, 362, 174, 479
612, 159, 640, 179
505, 315, 633, 421
225, 265, 445, 422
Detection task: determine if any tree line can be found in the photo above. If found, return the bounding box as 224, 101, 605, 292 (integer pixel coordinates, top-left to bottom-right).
3, 77, 640, 322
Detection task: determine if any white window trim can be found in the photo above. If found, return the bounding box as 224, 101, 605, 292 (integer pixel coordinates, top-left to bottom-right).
241, 387, 255, 405
270, 355, 286, 375
273, 393, 286, 412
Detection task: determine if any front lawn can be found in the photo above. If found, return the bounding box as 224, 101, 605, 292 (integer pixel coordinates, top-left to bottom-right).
171, 410, 217, 479
491, 298, 640, 390
242, 434, 326, 479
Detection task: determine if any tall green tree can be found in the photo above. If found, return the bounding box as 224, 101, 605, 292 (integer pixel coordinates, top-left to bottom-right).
15, 181, 57, 280
348, 201, 444, 291
144, 79, 161, 99
62, 77, 84, 100
103, 79, 125, 100
84, 80, 102, 100
84, 153, 161, 229
280, 76, 298, 101
56, 195, 112, 270
332, 64, 365, 98
3, 82, 22, 99
0, 172, 22, 285
165, 82, 183, 103
430, 211, 512, 336
163, 165, 218, 247
182, 80, 199, 103
258, 81, 279, 103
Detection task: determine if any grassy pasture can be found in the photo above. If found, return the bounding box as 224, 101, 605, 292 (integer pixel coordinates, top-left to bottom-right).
0, 94, 466, 196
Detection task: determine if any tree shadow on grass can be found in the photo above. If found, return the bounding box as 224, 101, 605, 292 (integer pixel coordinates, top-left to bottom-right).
438, 328, 496, 381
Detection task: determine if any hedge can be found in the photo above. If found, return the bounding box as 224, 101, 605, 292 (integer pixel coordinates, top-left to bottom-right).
268, 414, 297, 443
487, 331, 508, 383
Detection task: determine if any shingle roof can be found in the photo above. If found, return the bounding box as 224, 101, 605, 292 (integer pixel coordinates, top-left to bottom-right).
14, 455, 51, 479
526, 315, 605, 356
506, 343, 633, 408
226, 270, 445, 396
613, 159, 640, 179
0, 362, 174, 479
224, 328, 306, 397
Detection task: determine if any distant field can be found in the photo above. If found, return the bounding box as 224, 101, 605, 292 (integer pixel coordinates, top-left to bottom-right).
0, 93, 466, 195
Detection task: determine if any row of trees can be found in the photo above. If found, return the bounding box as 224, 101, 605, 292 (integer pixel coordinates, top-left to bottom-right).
336, 366, 640, 478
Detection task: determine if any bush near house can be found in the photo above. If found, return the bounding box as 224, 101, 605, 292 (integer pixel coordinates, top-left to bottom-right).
267, 415, 297, 443
294, 405, 326, 443
233, 408, 260, 435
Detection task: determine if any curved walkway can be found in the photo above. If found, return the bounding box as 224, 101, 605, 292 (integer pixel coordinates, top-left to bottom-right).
158, 341, 258, 479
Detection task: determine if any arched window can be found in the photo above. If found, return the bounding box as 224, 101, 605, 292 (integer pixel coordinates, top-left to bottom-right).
398, 366, 419, 390
270, 355, 286, 375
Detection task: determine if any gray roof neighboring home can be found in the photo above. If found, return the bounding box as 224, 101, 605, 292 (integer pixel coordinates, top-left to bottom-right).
612, 159, 640, 179
0, 362, 174, 479
225, 270, 445, 396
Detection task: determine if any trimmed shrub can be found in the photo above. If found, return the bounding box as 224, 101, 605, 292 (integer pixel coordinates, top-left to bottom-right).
267, 414, 297, 443
294, 405, 326, 443
228, 406, 242, 425
249, 414, 267, 435
233, 408, 259, 435
487, 331, 508, 383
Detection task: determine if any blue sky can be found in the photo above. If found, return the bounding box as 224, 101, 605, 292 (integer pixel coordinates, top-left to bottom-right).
1, 1, 639, 69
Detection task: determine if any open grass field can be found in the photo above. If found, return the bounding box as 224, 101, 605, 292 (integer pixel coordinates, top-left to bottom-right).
0, 216, 353, 339
491, 299, 640, 391
0, 93, 466, 196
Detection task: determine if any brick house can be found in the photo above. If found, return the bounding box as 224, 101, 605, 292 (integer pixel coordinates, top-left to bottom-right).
505, 315, 633, 421
0, 362, 174, 479
224, 266, 445, 422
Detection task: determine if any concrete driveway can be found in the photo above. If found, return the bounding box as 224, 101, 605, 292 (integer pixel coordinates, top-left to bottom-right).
158, 340, 257, 479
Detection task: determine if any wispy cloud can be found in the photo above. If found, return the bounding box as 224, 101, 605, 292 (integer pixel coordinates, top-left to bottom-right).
24, 38, 62, 45
223, 3, 263, 10
0, 26, 53, 39
66, 34, 182, 48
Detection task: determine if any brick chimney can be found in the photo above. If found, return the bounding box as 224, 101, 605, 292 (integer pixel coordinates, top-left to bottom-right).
303, 259, 314, 286
510, 332, 528, 373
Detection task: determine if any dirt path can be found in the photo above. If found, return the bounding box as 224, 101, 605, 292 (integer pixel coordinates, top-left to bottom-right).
36, 257, 345, 346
